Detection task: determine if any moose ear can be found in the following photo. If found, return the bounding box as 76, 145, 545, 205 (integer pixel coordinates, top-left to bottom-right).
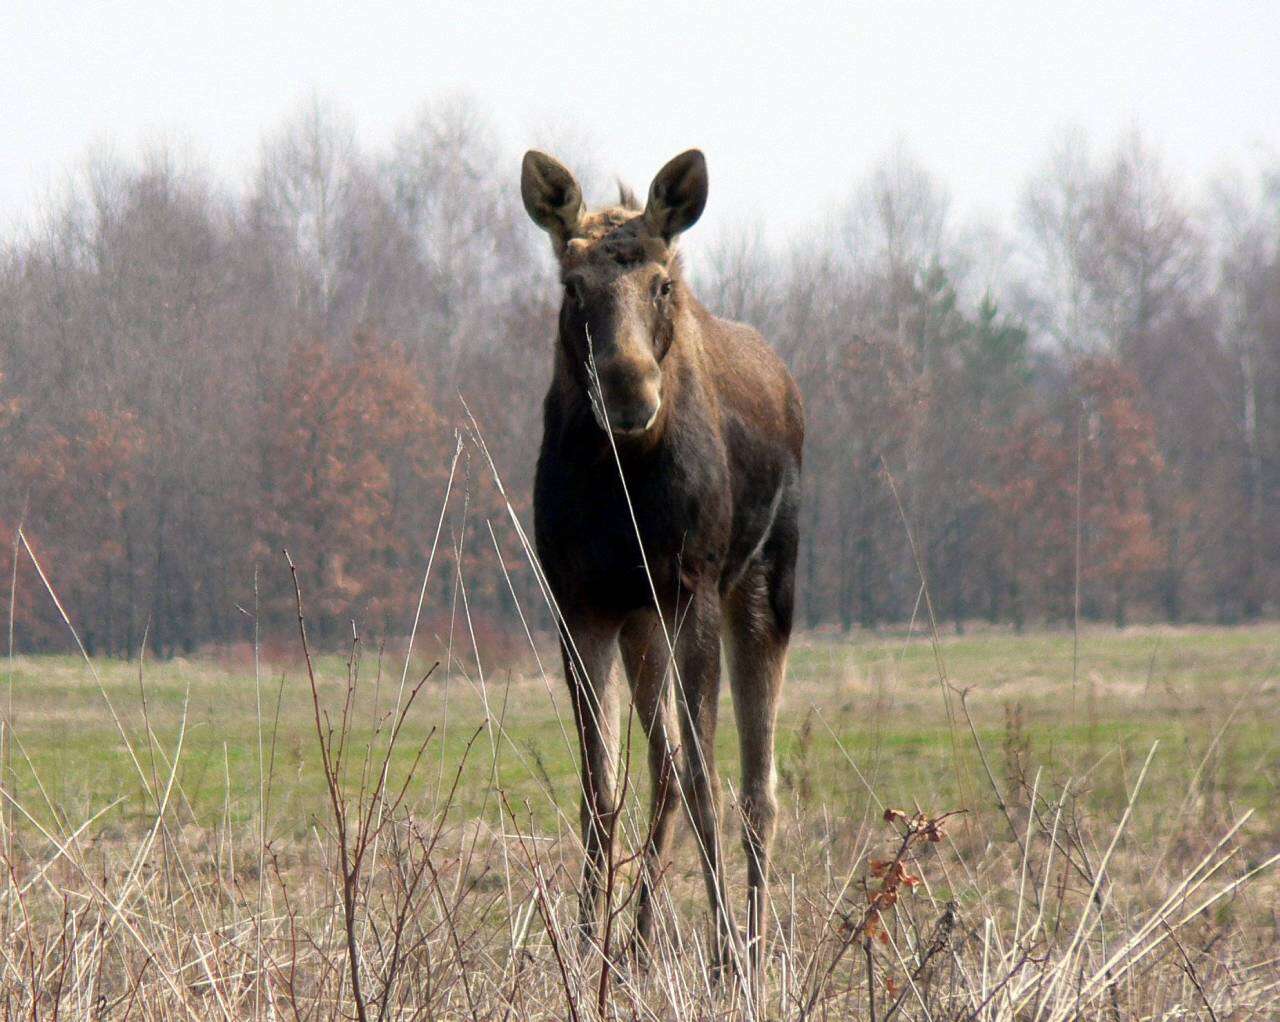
521, 150, 584, 244
644, 149, 708, 242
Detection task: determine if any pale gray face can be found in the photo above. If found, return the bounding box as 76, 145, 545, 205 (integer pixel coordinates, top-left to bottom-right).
521, 149, 708, 438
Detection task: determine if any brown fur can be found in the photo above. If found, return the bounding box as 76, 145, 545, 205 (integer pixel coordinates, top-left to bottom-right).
521, 148, 803, 982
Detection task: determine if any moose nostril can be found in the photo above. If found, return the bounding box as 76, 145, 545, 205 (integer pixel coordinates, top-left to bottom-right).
611, 400, 661, 435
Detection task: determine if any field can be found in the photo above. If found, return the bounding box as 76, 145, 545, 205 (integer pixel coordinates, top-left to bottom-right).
1, 622, 1278, 1019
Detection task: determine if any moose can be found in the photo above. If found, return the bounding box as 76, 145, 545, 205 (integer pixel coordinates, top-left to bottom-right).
521, 148, 803, 977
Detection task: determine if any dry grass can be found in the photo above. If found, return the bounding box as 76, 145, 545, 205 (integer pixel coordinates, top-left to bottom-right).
2, 453, 1278, 1019
3, 615, 1277, 1019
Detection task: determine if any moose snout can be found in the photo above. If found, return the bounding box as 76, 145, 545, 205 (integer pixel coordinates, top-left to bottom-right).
598, 358, 662, 436
609, 401, 661, 435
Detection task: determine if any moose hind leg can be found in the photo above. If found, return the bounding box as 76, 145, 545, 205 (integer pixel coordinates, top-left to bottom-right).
560, 616, 622, 947
726, 532, 796, 982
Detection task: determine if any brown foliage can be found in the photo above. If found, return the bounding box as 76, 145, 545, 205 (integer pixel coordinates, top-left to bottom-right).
982, 357, 1162, 624
260, 332, 450, 639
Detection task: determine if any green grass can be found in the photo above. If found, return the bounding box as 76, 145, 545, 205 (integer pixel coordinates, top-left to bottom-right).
3, 622, 1277, 849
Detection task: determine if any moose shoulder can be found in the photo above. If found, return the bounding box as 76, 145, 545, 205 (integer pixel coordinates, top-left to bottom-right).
522, 147, 803, 978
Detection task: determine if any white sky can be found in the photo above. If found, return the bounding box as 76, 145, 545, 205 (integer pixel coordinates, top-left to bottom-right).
2, 1, 1277, 244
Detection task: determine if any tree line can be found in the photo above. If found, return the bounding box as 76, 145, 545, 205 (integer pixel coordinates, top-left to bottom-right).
2, 99, 1277, 655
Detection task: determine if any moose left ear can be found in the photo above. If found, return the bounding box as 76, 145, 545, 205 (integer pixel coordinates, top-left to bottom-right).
644, 149, 708, 242
521, 150, 585, 245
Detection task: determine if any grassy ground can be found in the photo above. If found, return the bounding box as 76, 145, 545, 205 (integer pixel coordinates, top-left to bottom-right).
1, 623, 1277, 1018
6, 623, 1276, 832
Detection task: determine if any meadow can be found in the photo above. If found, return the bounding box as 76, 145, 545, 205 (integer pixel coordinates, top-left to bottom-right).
1, 618, 1276, 1019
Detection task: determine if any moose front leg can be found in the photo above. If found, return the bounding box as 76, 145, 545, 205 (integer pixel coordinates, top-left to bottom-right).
619, 610, 683, 962
672, 586, 738, 975
559, 615, 622, 947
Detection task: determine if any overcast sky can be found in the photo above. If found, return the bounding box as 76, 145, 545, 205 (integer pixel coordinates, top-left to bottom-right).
2, 1, 1277, 245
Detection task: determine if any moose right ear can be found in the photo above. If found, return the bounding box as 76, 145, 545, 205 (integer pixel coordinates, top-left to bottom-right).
521, 151, 584, 246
